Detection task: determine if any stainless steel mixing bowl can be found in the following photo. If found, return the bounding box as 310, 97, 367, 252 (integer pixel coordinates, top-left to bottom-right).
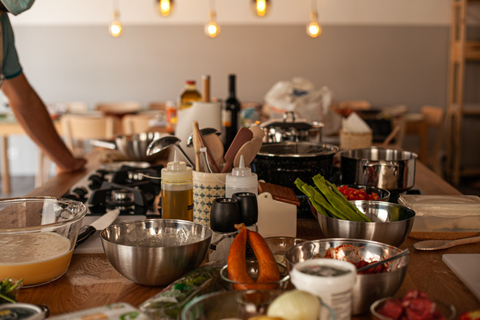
316, 200, 415, 247
285, 238, 409, 315
101, 219, 212, 286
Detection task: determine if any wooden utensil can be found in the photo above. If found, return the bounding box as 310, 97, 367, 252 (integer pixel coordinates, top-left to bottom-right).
221, 127, 253, 173
258, 181, 300, 206
233, 140, 254, 168
192, 121, 202, 171
249, 125, 265, 140
204, 132, 224, 169
194, 122, 220, 173
414, 235, 480, 251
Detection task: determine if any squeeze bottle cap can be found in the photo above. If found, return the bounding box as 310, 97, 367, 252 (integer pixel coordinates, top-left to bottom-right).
231, 155, 251, 177
162, 150, 192, 182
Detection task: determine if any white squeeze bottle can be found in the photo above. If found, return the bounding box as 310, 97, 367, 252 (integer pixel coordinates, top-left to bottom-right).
225, 155, 258, 197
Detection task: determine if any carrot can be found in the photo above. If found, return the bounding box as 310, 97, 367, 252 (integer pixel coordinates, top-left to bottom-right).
227, 225, 280, 290
248, 230, 281, 285
227, 226, 255, 289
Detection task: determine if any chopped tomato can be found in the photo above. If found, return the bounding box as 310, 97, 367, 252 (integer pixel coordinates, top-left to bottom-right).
337, 185, 380, 201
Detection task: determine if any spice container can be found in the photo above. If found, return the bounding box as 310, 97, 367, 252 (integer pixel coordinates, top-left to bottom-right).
161, 151, 193, 221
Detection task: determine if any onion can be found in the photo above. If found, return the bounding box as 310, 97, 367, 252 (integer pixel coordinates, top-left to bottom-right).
267, 290, 321, 320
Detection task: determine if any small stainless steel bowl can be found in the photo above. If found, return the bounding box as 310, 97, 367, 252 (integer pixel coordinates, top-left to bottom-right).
285, 238, 409, 315
315, 200, 415, 247
338, 185, 391, 202
101, 219, 212, 286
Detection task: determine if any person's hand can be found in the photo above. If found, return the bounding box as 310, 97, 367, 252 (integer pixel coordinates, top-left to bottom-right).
56, 157, 87, 174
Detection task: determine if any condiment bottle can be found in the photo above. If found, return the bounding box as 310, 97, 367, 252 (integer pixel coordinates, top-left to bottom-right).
225, 155, 258, 197
161, 151, 193, 221
178, 80, 201, 110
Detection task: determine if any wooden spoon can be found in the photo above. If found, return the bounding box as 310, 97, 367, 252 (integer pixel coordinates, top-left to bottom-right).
249, 125, 265, 140
233, 136, 263, 168
192, 121, 202, 171
414, 235, 480, 251
204, 133, 224, 169
194, 121, 220, 173
221, 127, 253, 173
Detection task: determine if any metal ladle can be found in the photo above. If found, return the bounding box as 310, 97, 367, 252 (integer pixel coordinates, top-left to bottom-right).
147, 135, 196, 170
186, 127, 220, 147
356, 248, 410, 273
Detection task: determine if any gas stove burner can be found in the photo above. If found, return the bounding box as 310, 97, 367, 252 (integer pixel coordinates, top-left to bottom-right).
107, 189, 135, 207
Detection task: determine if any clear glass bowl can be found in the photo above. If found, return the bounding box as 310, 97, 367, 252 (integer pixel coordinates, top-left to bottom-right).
371, 297, 456, 320
0, 197, 87, 287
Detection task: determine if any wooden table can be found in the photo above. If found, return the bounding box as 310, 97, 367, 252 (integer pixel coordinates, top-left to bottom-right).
17, 150, 480, 318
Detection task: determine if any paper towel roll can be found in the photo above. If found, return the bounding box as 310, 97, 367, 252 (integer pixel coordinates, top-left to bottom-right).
174, 101, 222, 162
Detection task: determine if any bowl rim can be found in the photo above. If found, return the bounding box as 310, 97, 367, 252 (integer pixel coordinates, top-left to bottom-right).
219, 263, 290, 286
315, 200, 416, 224
100, 218, 213, 248
0, 196, 87, 233
370, 296, 456, 320
284, 237, 409, 274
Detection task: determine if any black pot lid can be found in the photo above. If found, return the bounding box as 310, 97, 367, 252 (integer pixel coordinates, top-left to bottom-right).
260, 111, 323, 131
257, 142, 338, 157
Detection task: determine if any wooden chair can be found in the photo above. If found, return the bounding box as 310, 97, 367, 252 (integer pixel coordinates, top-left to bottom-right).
95, 101, 142, 134
122, 113, 157, 135
60, 114, 115, 157
421, 105, 446, 176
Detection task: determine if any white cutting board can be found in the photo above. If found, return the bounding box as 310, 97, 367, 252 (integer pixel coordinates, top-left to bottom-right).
74, 215, 146, 254
442, 254, 480, 300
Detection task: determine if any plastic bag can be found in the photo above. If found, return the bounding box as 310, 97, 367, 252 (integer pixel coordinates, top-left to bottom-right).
264, 77, 341, 135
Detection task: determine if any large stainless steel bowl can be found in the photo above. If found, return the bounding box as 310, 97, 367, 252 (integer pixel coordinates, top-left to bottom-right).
285, 238, 409, 315
101, 219, 212, 286
316, 200, 415, 247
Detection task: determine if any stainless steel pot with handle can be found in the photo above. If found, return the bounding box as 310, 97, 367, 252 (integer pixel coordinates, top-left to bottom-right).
260, 111, 323, 143
340, 147, 417, 192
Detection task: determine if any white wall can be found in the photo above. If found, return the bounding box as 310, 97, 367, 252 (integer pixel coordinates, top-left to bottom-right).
12, 0, 450, 26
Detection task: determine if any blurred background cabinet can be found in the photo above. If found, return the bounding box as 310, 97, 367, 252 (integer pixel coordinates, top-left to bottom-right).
446, 0, 480, 185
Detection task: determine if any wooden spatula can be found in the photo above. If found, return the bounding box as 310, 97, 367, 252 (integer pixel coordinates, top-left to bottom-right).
221, 127, 253, 173
194, 121, 220, 173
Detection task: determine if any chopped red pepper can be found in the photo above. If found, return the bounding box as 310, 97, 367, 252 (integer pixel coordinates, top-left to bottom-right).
337, 185, 380, 201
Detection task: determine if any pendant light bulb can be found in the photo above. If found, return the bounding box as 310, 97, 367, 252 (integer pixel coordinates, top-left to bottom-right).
156, 0, 174, 16
252, 0, 270, 17
306, 11, 322, 38
204, 10, 220, 38
109, 11, 123, 37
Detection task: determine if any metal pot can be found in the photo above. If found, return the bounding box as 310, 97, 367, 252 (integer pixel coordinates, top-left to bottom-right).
90, 132, 169, 163
260, 111, 323, 143
251, 142, 338, 194
340, 147, 417, 192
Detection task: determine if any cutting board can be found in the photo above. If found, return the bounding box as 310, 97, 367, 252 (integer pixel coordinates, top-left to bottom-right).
74, 215, 146, 254
442, 254, 480, 300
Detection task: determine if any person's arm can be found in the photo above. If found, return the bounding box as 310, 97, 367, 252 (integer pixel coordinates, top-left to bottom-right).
1, 73, 87, 173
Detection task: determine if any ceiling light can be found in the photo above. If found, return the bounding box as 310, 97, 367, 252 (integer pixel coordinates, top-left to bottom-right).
252, 0, 270, 17
156, 0, 174, 16
109, 1, 122, 38
205, 1, 220, 38
306, 0, 321, 38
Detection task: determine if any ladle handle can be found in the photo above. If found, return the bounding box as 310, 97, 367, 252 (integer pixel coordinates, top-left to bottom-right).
448, 235, 480, 248
174, 145, 196, 170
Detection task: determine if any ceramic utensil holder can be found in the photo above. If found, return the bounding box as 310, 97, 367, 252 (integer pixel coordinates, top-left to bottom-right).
193, 171, 227, 227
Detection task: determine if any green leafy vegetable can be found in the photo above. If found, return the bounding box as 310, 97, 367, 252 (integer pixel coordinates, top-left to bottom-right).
0, 278, 22, 304
295, 174, 372, 222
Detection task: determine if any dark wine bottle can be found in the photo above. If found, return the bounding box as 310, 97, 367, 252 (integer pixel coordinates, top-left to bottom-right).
222, 74, 241, 150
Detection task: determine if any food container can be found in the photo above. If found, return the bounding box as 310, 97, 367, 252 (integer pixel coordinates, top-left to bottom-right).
100, 219, 212, 286
285, 238, 409, 315
0, 197, 87, 287
252, 142, 338, 194
219, 260, 290, 291
398, 195, 480, 232
260, 111, 323, 143
370, 297, 456, 320
340, 147, 417, 192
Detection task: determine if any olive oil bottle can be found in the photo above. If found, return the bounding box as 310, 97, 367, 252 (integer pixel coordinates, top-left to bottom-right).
161, 151, 193, 221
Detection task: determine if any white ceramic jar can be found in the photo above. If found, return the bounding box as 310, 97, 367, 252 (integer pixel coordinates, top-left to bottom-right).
290, 258, 357, 320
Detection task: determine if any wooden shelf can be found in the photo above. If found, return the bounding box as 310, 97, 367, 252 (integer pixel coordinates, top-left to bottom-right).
446, 0, 480, 185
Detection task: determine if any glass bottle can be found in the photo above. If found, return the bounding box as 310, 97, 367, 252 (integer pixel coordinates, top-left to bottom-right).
178, 80, 201, 110
222, 74, 241, 150
161, 151, 193, 221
